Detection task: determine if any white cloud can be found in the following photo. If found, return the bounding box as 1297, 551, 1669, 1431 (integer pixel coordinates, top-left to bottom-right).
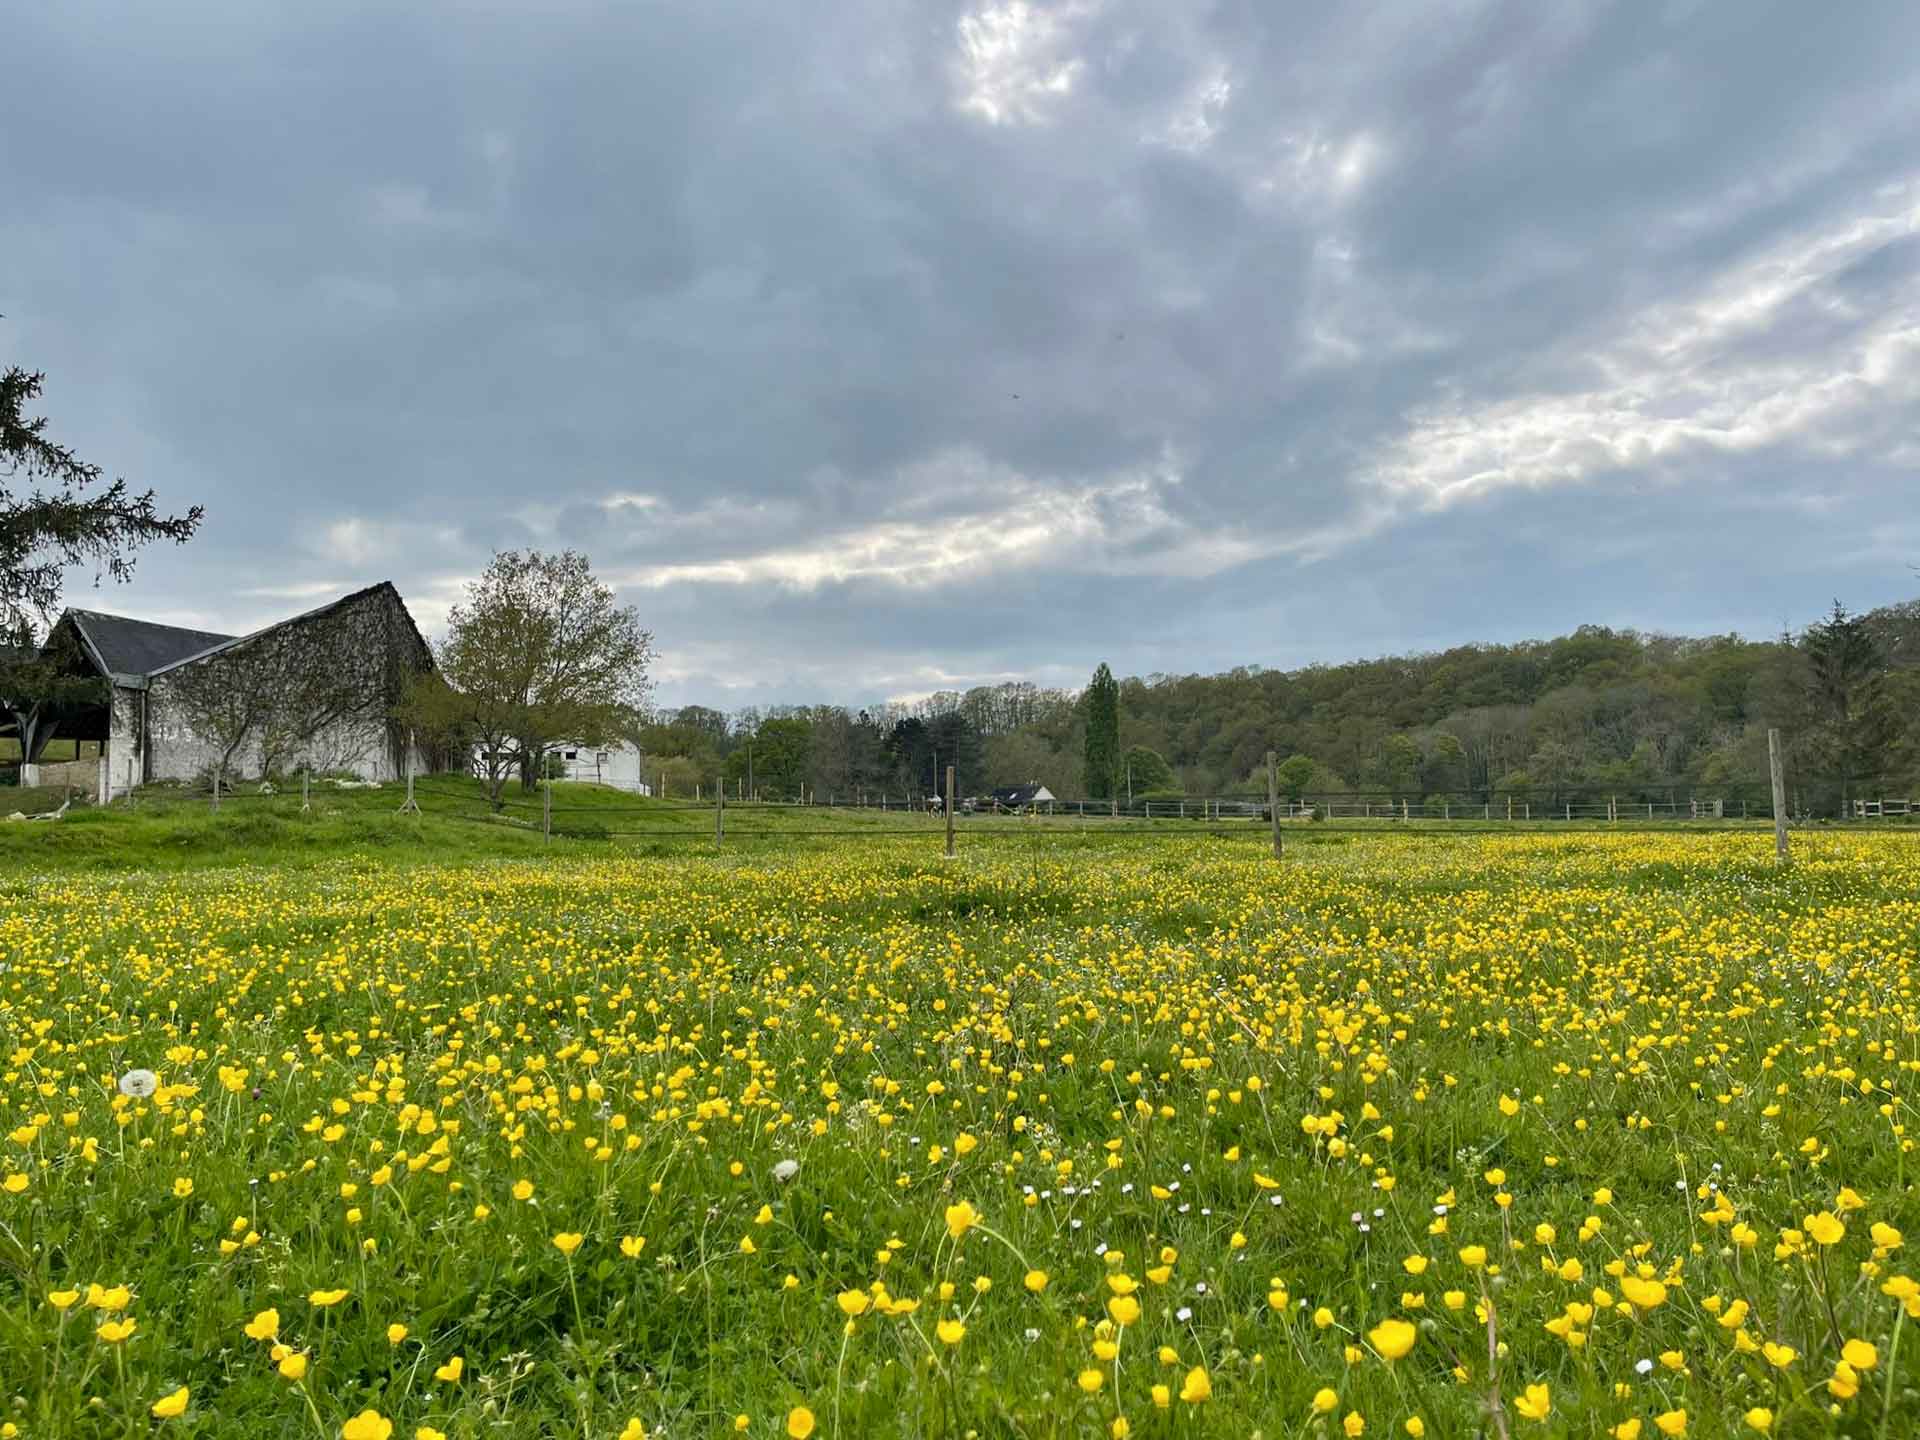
1149, 69, 1232, 152
954, 1, 1094, 126
609, 449, 1290, 592
1371, 181, 1920, 509
234, 579, 354, 602
307, 517, 464, 570
1247, 129, 1390, 209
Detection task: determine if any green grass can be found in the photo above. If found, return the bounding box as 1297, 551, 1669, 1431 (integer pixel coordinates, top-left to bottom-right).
1, 784, 82, 818
0, 736, 103, 762
0, 829, 1916, 1439
0, 771, 1881, 876
0, 777, 949, 873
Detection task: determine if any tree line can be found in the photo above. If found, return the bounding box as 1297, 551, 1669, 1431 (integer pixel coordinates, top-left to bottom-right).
4, 352, 1916, 817
636, 600, 1920, 817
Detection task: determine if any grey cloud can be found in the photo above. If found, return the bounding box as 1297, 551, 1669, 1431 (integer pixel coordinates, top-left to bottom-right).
5, 0, 1920, 709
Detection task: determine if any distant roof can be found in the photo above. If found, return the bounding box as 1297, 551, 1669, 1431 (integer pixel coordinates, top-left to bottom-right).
990, 783, 1053, 804
64, 610, 234, 679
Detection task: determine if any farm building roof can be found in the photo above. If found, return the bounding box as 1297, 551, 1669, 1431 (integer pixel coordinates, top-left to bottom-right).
63, 611, 235, 680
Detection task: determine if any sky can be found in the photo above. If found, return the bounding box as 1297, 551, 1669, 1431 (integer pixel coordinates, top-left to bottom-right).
7, 1, 1920, 712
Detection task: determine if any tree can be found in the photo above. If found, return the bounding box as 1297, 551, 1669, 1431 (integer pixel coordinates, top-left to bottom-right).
884, 716, 931, 801
1422, 732, 1468, 795
985, 729, 1068, 793
406, 551, 653, 809
1122, 744, 1177, 796
2, 362, 202, 629
724, 714, 812, 799
1083, 662, 1119, 799
1801, 601, 1898, 814
1275, 753, 1316, 802
927, 710, 984, 796
1374, 733, 1422, 799
0, 620, 107, 764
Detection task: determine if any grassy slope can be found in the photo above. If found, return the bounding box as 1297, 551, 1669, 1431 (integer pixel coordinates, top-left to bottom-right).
0, 777, 959, 874
0, 772, 1828, 875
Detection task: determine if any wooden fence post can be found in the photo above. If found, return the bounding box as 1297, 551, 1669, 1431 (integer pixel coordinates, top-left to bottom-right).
1768, 728, 1789, 864
945, 765, 956, 859
213, 766, 221, 812
399, 729, 420, 814
1266, 750, 1282, 860
716, 779, 725, 845
543, 781, 551, 845
302, 766, 310, 813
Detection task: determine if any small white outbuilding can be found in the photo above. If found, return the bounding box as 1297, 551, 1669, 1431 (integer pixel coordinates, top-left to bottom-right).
552, 740, 652, 794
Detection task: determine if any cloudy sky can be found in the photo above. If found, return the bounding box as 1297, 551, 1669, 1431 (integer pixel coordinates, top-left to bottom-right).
7, 1, 1920, 710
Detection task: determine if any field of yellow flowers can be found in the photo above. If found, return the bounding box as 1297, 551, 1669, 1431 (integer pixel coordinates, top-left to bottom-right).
2, 830, 1917, 1438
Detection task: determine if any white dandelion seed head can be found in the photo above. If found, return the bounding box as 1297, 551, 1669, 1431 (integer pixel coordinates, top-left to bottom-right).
118, 1069, 158, 1098
772, 1159, 800, 1183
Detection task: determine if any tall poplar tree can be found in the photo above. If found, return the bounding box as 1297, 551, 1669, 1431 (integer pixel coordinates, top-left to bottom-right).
1083, 661, 1119, 800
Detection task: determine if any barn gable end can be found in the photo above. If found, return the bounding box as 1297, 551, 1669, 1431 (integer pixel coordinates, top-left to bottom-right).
34, 582, 435, 798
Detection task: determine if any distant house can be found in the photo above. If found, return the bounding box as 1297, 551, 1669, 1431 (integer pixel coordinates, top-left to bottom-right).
553, 740, 652, 794
988, 782, 1055, 812
32, 582, 432, 802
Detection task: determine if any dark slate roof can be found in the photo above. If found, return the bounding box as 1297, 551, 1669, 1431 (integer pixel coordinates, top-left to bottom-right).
65, 610, 235, 679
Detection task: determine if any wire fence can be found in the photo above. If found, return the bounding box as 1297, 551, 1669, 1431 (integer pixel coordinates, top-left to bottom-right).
96, 768, 1920, 858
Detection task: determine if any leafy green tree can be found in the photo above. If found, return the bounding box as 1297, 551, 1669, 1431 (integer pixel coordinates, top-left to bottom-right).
1422, 732, 1467, 794
1083, 662, 1119, 799
401, 550, 653, 808
1122, 744, 1176, 796
724, 714, 812, 799
1275, 753, 1316, 802
1375, 733, 1422, 799
927, 710, 984, 796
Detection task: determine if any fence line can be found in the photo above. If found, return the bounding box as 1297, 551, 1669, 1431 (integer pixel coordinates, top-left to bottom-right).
70, 770, 1918, 866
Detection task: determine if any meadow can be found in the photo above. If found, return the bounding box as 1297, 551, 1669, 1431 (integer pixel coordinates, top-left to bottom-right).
0, 826, 1916, 1438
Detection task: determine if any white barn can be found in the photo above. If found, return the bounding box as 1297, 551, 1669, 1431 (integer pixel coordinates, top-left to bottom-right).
553, 739, 652, 793
33, 583, 433, 802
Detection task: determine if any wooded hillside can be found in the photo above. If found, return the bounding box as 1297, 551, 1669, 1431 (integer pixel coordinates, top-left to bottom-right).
638, 597, 1920, 815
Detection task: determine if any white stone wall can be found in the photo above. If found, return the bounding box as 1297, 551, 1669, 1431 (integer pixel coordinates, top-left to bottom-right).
555, 740, 652, 793
105, 686, 141, 801
139, 685, 409, 784
128, 583, 432, 788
